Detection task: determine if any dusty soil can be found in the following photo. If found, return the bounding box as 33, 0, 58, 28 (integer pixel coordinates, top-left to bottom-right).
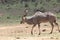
0, 22, 60, 40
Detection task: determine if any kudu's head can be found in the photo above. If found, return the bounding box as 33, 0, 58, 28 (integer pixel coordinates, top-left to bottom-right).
20, 8, 29, 24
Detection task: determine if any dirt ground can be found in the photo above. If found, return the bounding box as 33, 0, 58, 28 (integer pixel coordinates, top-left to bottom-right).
0, 22, 60, 40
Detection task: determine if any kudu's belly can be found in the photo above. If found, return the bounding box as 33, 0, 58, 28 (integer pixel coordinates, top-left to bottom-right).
26, 18, 34, 25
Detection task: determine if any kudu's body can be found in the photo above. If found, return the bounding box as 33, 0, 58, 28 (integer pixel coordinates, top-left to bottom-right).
20, 11, 60, 35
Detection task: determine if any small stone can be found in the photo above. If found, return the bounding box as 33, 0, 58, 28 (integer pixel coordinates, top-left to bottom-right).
25, 27, 28, 28
44, 25, 48, 26
50, 37, 54, 39
42, 29, 46, 32
56, 38, 58, 39
16, 37, 20, 39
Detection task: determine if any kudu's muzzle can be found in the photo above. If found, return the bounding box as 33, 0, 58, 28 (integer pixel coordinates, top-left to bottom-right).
20, 21, 23, 24
20, 21, 25, 24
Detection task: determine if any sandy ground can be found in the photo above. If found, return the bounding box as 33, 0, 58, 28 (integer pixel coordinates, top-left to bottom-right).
0, 23, 60, 40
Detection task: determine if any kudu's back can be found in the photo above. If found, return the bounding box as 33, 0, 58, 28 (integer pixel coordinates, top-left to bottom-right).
32, 11, 56, 23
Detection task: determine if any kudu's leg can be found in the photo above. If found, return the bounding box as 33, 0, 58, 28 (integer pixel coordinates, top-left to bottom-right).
54, 21, 60, 32
38, 24, 41, 35
50, 22, 54, 34
31, 24, 36, 35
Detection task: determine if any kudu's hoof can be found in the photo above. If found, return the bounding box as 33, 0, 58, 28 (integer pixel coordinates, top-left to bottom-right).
31, 32, 33, 35
38, 33, 40, 35
59, 30, 60, 32
49, 32, 52, 34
